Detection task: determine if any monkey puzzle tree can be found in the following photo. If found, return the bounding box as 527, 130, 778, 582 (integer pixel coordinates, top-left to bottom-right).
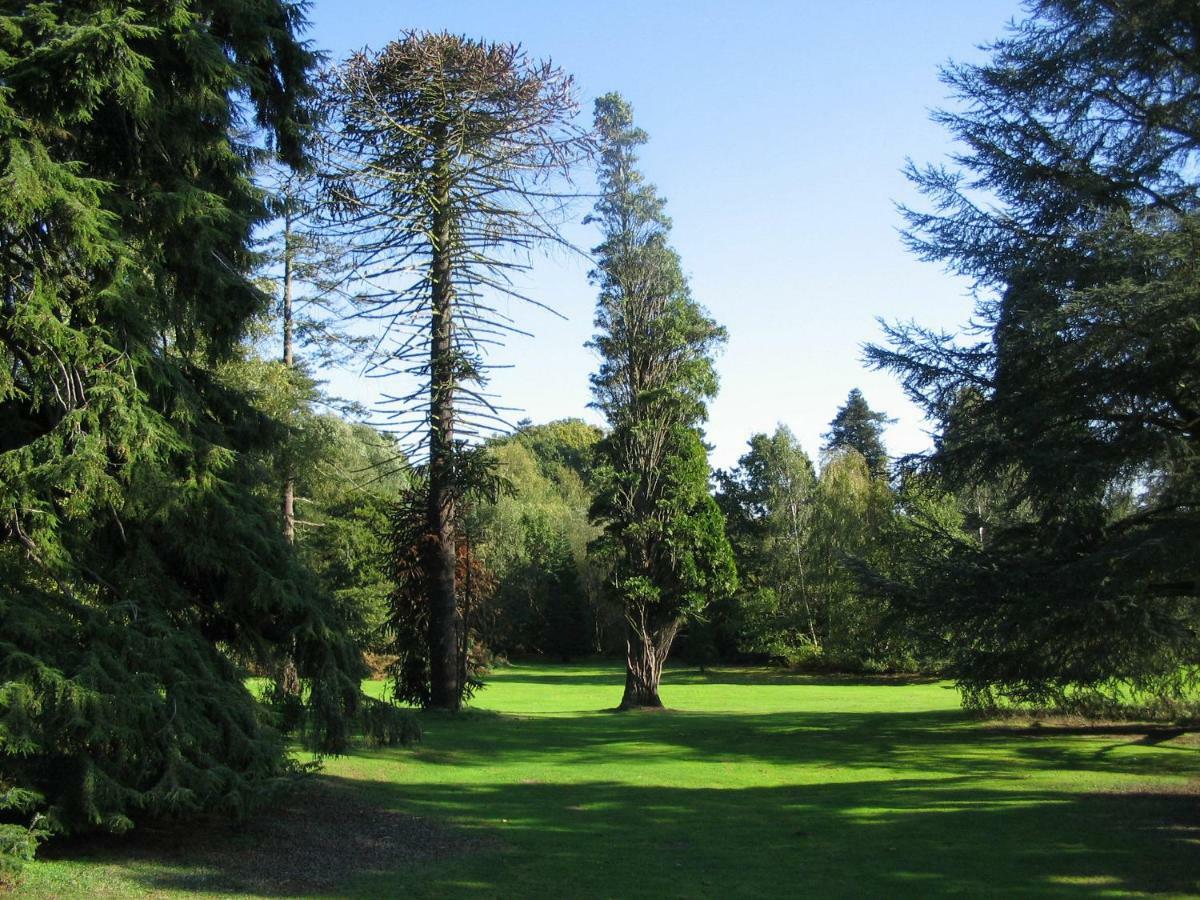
587, 93, 735, 709
320, 32, 590, 709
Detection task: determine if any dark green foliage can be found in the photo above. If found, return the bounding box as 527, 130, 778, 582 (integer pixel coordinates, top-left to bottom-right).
585, 93, 736, 707
0, 0, 370, 877
295, 420, 408, 652
822, 389, 893, 479
867, 0, 1200, 704
490, 512, 590, 660
386, 448, 507, 708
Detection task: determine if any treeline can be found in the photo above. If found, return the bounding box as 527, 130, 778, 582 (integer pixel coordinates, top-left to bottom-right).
456, 394, 930, 675
3, 0, 1199, 886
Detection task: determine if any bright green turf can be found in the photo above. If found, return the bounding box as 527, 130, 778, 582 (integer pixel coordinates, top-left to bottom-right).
24, 664, 1200, 897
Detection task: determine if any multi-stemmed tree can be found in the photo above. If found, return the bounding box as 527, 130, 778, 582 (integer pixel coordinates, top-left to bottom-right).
320, 32, 591, 709
587, 93, 735, 709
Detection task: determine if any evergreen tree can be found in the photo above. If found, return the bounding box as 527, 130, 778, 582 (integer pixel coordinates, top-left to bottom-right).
320, 33, 591, 710
822, 389, 892, 478
0, 0, 366, 873
867, 0, 1200, 705
586, 93, 736, 709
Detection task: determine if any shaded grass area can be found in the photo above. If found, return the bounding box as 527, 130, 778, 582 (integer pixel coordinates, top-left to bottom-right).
22, 664, 1200, 898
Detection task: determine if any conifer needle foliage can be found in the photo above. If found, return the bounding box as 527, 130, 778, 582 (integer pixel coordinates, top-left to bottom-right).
585, 93, 736, 709
0, 0, 365, 879
319, 32, 591, 709
867, 0, 1200, 706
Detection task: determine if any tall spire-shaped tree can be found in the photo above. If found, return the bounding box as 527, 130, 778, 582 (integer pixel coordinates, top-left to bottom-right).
587, 93, 735, 709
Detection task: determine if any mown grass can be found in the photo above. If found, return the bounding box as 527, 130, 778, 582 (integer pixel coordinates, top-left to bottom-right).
23, 664, 1200, 898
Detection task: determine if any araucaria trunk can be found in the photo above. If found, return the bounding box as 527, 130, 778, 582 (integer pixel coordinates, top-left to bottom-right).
425, 161, 460, 711
620, 615, 679, 709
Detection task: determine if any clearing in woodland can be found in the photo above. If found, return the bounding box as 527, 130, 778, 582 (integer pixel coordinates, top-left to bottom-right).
24, 664, 1200, 898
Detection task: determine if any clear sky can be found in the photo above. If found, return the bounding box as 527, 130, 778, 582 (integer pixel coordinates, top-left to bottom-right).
307, 0, 1024, 471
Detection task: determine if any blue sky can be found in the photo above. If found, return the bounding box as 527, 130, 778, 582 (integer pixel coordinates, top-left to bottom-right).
308, 0, 1024, 470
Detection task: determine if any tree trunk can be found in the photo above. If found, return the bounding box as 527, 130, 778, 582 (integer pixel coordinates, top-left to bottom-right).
281, 207, 296, 546
619, 615, 679, 709
277, 206, 300, 697
425, 153, 460, 711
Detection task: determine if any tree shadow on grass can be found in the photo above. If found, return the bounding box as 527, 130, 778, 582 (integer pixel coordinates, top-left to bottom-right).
111, 774, 1200, 897
350, 776, 1200, 898
38, 778, 494, 898
384, 706, 1200, 784
37, 683, 1200, 897
486, 665, 943, 689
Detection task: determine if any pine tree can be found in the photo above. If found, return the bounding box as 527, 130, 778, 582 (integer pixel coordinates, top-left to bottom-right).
822, 389, 892, 478
586, 93, 736, 709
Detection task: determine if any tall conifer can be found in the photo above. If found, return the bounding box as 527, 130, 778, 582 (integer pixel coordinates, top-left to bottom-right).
586, 93, 735, 708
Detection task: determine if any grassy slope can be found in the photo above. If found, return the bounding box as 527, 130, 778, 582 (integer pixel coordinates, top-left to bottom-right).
25, 664, 1200, 898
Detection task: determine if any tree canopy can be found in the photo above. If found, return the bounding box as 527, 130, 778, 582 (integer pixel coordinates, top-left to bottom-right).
0, 0, 371, 867
822, 388, 892, 479
319, 32, 591, 709
867, 0, 1200, 705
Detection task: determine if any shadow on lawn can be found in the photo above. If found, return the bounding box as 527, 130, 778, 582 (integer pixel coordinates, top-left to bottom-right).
112, 774, 1200, 897
393, 706, 1200, 783
335, 776, 1200, 898
39, 682, 1200, 898
488, 666, 942, 688
38, 779, 493, 898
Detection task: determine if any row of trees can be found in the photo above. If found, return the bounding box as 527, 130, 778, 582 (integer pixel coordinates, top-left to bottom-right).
360, 0, 1200, 719
464, 392, 912, 679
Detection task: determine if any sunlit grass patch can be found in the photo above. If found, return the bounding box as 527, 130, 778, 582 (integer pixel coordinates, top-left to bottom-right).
21, 663, 1200, 898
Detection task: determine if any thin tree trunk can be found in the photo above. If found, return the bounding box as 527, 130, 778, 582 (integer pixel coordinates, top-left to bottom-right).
426, 150, 460, 711
459, 533, 472, 695
619, 613, 679, 709
787, 499, 819, 651
278, 206, 300, 697
282, 207, 296, 546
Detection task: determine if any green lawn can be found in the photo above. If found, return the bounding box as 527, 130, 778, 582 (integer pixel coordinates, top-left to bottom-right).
23, 664, 1200, 898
